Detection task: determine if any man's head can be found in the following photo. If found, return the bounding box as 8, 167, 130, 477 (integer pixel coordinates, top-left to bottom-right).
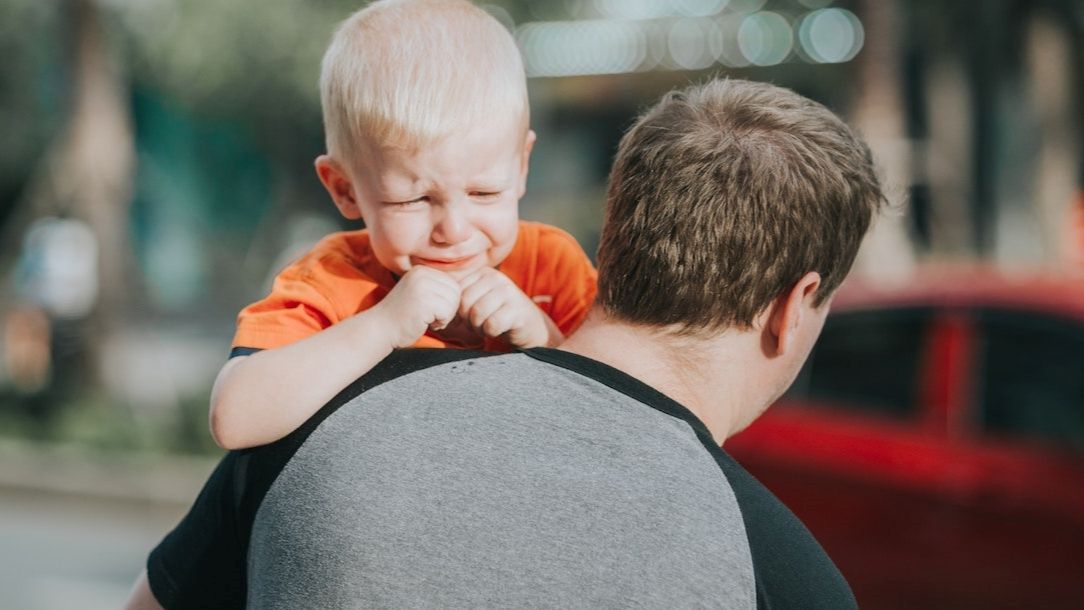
315, 0, 533, 278
592, 79, 884, 432
597, 79, 884, 332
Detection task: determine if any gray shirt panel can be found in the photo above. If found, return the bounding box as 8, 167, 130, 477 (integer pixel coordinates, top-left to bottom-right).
248, 353, 755, 609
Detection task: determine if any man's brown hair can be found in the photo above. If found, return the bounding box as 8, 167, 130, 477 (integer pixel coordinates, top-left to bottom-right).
597, 78, 885, 334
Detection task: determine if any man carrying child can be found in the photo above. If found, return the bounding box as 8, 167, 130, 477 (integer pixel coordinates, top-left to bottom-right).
126, 0, 886, 608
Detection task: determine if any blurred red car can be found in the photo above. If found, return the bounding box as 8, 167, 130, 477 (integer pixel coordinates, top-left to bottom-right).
726, 268, 1084, 610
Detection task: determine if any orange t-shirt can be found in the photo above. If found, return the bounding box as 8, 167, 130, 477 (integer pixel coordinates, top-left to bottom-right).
232, 221, 597, 353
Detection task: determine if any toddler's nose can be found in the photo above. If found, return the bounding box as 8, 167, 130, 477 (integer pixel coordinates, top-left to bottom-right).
432, 203, 472, 245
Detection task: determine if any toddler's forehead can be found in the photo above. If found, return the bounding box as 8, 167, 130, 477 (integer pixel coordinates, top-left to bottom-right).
361, 122, 527, 164
372, 113, 529, 151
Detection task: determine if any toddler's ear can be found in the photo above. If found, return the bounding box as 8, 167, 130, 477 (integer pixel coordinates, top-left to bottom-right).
517, 130, 537, 197
315, 155, 362, 220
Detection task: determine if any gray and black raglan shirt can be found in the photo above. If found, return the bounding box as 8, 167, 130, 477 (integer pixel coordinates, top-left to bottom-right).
147, 348, 856, 609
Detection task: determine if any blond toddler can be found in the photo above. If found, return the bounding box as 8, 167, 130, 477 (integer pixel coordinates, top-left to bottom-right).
210, 0, 597, 449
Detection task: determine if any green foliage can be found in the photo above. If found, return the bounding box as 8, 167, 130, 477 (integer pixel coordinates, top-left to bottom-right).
0, 389, 222, 456
0, 0, 64, 219
111, 0, 359, 161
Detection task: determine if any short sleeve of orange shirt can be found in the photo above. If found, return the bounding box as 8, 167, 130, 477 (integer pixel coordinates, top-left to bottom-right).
232, 221, 597, 353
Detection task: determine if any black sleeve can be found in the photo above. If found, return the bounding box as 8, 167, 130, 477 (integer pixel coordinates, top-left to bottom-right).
709, 449, 859, 610
147, 452, 248, 609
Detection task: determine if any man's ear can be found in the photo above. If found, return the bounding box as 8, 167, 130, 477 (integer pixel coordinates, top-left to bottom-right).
315, 155, 362, 220
516, 129, 537, 198
764, 271, 822, 356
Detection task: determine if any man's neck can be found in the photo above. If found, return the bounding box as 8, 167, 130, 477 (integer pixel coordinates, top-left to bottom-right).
559, 310, 761, 444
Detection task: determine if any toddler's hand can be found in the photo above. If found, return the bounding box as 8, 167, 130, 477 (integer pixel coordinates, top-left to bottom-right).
375, 266, 461, 348
457, 267, 560, 348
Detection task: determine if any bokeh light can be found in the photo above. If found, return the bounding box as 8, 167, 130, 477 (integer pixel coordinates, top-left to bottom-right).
738, 11, 793, 66
727, 0, 768, 15
668, 18, 717, 70
517, 20, 647, 77
593, 0, 674, 21
713, 14, 752, 67
672, 0, 730, 18
798, 8, 864, 63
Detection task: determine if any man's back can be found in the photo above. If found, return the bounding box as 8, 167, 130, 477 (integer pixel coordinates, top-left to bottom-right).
248, 350, 754, 607
147, 348, 856, 608
146, 346, 854, 606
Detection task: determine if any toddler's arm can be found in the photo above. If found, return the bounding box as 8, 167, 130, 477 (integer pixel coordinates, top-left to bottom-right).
210, 267, 461, 449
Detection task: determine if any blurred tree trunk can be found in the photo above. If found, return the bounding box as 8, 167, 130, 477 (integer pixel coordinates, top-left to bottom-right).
1023, 17, 1078, 271
63, 0, 135, 320
1, 0, 135, 392
850, 0, 917, 282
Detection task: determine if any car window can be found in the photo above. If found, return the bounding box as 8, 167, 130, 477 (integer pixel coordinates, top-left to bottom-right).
975, 308, 1084, 454
786, 307, 929, 419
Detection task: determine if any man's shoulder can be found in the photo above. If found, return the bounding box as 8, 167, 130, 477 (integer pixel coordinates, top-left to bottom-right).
225, 353, 498, 533
357, 348, 497, 391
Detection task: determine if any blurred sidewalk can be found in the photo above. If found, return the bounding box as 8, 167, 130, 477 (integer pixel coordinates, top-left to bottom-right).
0, 439, 218, 610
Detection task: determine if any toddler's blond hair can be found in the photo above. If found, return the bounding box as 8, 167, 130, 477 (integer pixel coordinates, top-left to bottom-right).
320, 0, 528, 165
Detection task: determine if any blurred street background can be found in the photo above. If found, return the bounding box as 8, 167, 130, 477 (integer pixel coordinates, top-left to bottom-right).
1, 0, 1082, 608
